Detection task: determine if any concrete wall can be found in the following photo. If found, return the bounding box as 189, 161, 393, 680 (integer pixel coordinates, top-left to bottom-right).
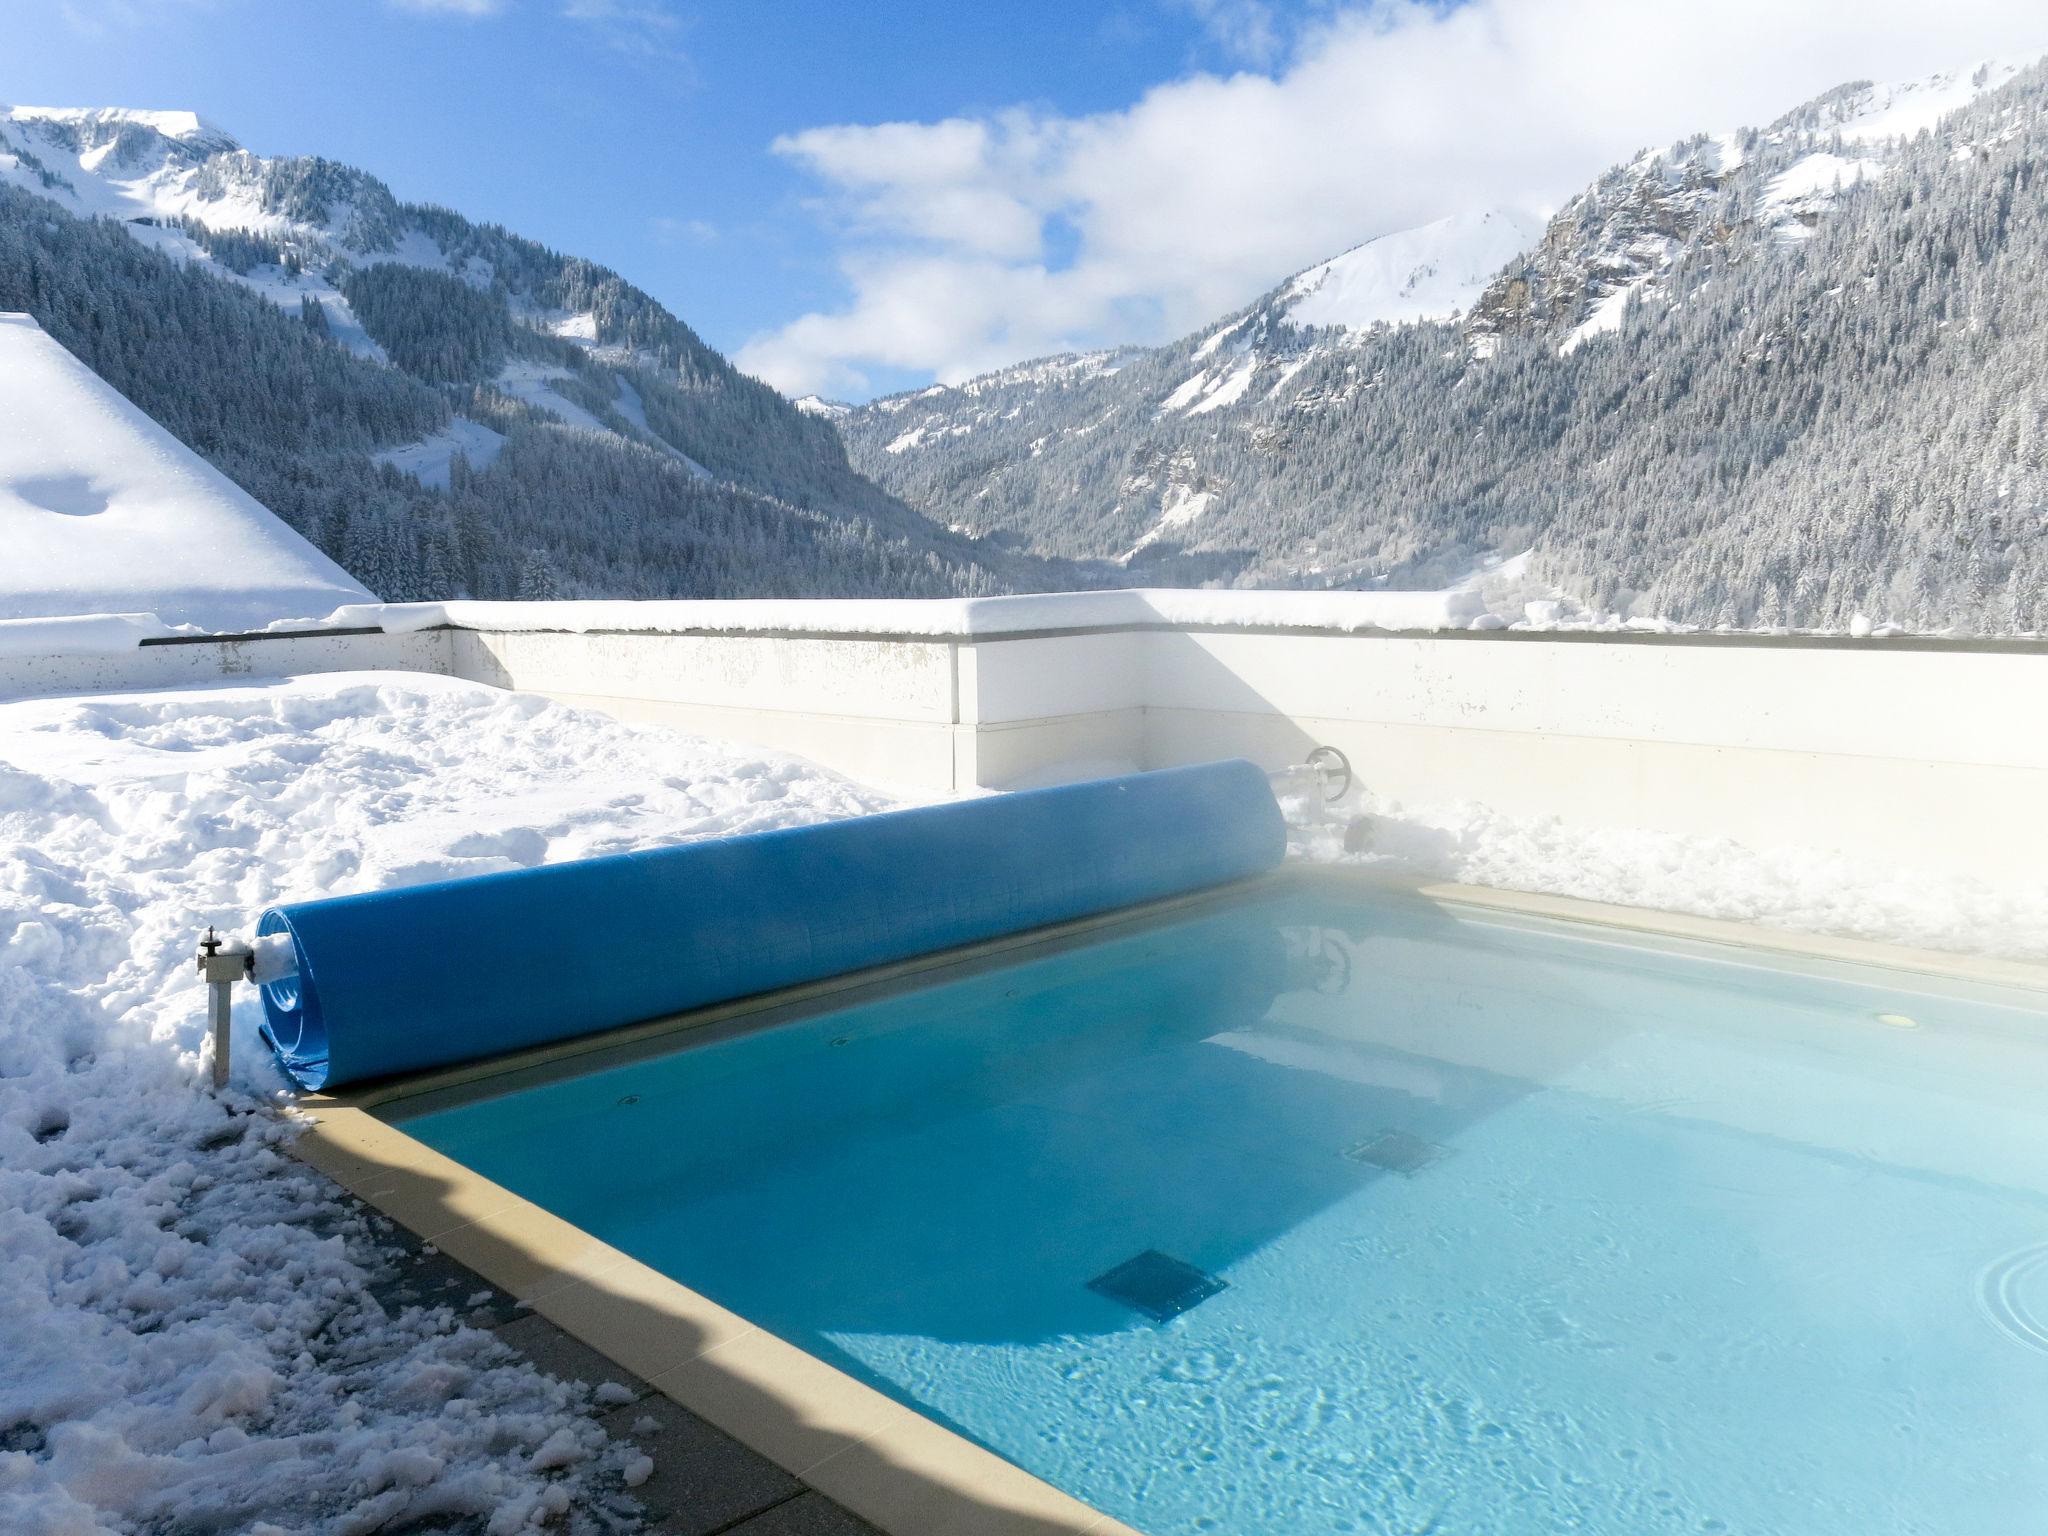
6, 603, 2040, 883
445, 623, 2046, 883
1137, 632, 2047, 881
0, 628, 450, 701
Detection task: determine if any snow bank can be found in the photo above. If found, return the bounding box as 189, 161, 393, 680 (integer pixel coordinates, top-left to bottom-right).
1292, 794, 2048, 962
0, 672, 895, 1530
0, 314, 373, 633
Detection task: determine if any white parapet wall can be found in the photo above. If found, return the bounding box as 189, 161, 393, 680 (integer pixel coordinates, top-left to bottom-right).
3, 590, 2041, 883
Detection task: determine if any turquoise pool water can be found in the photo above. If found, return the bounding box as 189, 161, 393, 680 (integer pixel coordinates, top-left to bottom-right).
390, 879, 2048, 1535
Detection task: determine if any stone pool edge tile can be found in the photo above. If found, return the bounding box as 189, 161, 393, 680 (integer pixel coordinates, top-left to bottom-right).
648, 1329, 1129, 1536
286, 1102, 1125, 1536
799, 1413, 1143, 1536
290, 1104, 523, 1240
1322, 866, 2048, 992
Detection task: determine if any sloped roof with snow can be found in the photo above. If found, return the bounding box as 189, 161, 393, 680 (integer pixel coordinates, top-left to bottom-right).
0, 313, 372, 633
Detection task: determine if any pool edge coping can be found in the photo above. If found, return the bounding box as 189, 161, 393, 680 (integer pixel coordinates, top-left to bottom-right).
292, 1096, 1144, 1536
1328, 868, 2048, 993
285, 870, 2048, 1536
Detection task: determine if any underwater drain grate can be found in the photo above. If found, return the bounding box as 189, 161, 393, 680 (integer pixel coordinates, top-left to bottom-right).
1087, 1250, 1228, 1322
1346, 1129, 1451, 1175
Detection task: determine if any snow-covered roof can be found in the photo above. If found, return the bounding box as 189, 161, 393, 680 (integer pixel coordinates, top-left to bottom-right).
0, 312, 372, 635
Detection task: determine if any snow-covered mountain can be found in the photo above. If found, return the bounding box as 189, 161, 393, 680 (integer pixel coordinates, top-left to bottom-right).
1470, 60, 2036, 352
836, 59, 2048, 631
0, 106, 1053, 601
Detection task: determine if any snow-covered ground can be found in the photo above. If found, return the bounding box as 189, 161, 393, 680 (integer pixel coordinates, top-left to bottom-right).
0, 673, 891, 1533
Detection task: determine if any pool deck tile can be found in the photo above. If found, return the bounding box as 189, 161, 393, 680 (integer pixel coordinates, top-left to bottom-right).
648, 1326, 921, 1483
367, 1235, 525, 1330
722, 1492, 887, 1536
527, 1250, 760, 1383
494, 1312, 653, 1404
798, 1415, 1140, 1536
293, 1109, 523, 1239
426, 1196, 626, 1303
598, 1393, 807, 1536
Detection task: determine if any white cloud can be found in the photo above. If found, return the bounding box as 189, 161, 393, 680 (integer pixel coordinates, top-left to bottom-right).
651, 214, 718, 246
388, 0, 505, 15
1173, 0, 1286, 67
559, 0, 686, 59
739, 0, 2048, 398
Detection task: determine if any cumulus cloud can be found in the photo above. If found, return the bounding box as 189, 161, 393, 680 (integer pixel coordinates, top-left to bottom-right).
738, 0, 2048, 398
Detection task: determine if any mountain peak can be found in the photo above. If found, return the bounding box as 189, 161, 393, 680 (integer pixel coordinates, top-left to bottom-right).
5, 105, 238, 152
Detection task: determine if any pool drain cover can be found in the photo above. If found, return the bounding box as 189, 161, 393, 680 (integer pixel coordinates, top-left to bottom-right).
1346, 1129, 1450, 1175
1087, 1250, 1227, 1322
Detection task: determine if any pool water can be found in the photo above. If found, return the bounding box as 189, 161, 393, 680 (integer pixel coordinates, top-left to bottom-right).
391, 880, 2048, 1535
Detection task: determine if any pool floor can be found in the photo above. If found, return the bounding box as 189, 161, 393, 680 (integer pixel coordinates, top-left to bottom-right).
391, 881, 2048, 1535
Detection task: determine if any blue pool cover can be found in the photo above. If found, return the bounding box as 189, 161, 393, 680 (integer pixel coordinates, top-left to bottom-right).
257, 759, 1286, 1089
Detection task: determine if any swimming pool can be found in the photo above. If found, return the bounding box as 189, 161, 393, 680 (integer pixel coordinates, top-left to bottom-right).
386, 874, 2048, 1535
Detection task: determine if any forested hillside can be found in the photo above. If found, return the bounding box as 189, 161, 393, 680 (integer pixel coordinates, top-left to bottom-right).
840, 62, 2048, 632
0, 109, 1057, 601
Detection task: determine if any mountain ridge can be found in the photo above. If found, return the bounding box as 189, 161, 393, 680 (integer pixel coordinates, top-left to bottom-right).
0, 105, 1066, 602
833, 57, 2048, 631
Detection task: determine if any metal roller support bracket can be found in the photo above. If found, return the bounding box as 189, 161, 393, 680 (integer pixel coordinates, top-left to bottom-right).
196, 927, 254, 1091
1304, 745, 1353, 803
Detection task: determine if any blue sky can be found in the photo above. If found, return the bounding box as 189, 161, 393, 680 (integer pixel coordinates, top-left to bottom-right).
6, 0, 1294, 395
8, 1, 2046, 399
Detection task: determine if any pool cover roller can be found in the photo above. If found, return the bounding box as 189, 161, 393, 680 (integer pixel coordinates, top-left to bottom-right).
257, 759, 1286, 1089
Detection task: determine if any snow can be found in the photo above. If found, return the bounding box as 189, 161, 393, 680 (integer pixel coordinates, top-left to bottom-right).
1265, 353, 1316, 399
609, 377, 712, 477
373, 417, 508, 492
494, 361, 611, 435
0, 313, 373, 633
1193, 317, 1249, 359
792, 396, 851, 420
1157, 372, 1210, 414
548, 311, 598, 344
884, 425, 926, 454
2, 107, 276, 236
7, 106, 226, 145
1833, 60, 2031, 145
1279, 209, 1544, 333
1120, 486, 1219, 563
1760, 151, 1882, 231
1294, 795, 2048, 963
1186, 359, 1256, 416
0, 670, 896, 1531
1706, 133, 1747, 175
1560, 279, 1643, 353
376, 586, 1491, 640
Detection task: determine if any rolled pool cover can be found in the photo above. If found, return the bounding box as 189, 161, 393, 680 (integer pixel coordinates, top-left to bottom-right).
258, 759, 1286, 1090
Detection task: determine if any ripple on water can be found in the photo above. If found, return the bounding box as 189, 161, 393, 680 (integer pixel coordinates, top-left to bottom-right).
1978, 1242, 2048, 1355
